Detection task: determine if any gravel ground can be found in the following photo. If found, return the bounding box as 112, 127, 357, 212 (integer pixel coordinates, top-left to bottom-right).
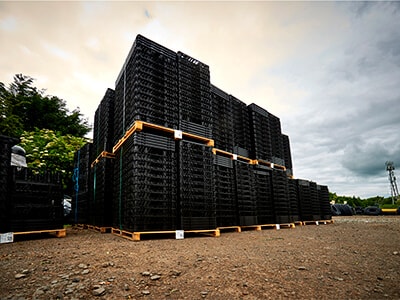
1, 215, 399, 299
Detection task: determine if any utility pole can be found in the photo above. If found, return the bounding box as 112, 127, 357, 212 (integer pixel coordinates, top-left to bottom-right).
385, 161, 399, 205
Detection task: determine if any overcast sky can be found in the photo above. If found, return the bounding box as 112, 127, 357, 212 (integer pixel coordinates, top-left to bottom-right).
1, 1, 399, 198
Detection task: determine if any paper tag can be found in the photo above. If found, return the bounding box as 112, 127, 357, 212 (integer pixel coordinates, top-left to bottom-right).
0, 232, 14, 244
232, 154, 238, 160
276, 224, 280, 230
174, 130, 183, 140
175, 230, 184, 239
316, 221, 319, 226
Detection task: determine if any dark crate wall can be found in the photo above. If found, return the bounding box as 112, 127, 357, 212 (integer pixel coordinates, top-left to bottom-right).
234, 160, 257, 226
254, 165, 275, 225
0, 135, 19, 232
231, 96, 252, 157
179, 140, 215, 230
8, 167, 64, 232
211, 85, 234, 153
113, 131, 177, 232
72, 143, 92, 224
177, 52, 213, 139
93, 89, 115, 156
213, 155, 237, 227
114, 35, 179, 145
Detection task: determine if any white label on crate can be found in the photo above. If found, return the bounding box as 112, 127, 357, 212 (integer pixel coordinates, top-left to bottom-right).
175, 230, 184, 239
271, 163, 275, 168
174, 130, 182, 140
0, 232, 14, 244
232, 154, 238, 160
276, 224, 280, 230
316, 221, 319, 226
324, 221, 327, 225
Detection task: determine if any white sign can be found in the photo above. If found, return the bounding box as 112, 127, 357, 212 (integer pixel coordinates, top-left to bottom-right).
0, 232, 14, 244
175, 230, 184, 239
174, 130, 183, 140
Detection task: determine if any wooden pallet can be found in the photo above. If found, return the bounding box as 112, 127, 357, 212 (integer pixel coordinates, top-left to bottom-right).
13, 228, 66, 238
302, 220, 334, 225
91, 151, 115, 168
111, 228, 220, 241
217, 226, 242, 233
87, 225, 112, 233
113, 120, 214, 153
240, 223, 295, 231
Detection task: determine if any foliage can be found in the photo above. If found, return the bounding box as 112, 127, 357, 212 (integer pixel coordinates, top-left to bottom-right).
329, 192, 396, 208
0, 74, 90, 137
20, 128, 87, 189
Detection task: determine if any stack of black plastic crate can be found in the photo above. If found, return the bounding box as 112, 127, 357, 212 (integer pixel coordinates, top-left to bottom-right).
0, 135, 19, 232
269, 114, 285, 166
213, 154, 237, 227
211, 85, 234, 153
271, 169, 291, 224
318, 185, 332, 220
309, 181, 321, 221
179, 139, 215, 230
8, 168, 64, 231
248, 103, 273, 162
177, 52, 213, 138
72, 142, 92, 224
231, 95, 252, 157
282, 134, 293, 177
296, 179, 314, 221
287, 178, 300, 222
114, 35, 179, 146
89, 89, 115, 227
253, 164, 275, 225
234, 159, 257, 226
113, 130, 177, 232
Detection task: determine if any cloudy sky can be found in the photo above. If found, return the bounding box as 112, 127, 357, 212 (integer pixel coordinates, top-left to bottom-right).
1, 1, 399, 198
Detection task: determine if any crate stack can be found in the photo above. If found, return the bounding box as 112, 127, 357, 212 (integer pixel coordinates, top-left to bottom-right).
0, 135, 19, 232
79, 34, 332, 234
93, 88, 115, 156
114, 35, 179, 146
234, 159, 257, 226
248, 103, 273, 162
282, 134, 293, 177
269, 114, 284, 166
287, 178, 300, 222
253, 164, 275, 225
271, 169, 290, 224
177, 52, 213, 138
296, 179, 314, 221
72, 142, 92, 224
113, 130, 177, 232
211, 85, 233, 152
231, 95, 252, 157
89, 88, 116, 227
309, 181, 321, 221
318, 185, 332, 220
179, 140, 215, 230
8, 167, 64, 232
213, 154, 237, 227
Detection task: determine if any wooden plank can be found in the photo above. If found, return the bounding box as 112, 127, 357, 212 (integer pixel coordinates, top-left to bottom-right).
217, 226, 242, 233
13, 228, 66, 238
111, 228, 220, 241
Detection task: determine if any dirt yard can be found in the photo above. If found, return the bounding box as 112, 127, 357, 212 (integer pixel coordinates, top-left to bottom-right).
1, 216, 399, 300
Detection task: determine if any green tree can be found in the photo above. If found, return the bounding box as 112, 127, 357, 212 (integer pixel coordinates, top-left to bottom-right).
19, 128, 87, 189
0, 74, 90, 137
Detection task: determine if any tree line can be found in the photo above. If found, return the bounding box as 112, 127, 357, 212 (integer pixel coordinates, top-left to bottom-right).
0, 74, 90, 191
